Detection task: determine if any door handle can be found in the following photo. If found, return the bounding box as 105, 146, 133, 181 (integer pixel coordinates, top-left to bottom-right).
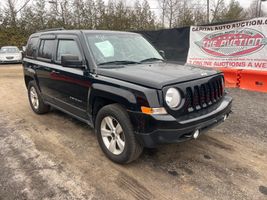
52, 70, 60, 74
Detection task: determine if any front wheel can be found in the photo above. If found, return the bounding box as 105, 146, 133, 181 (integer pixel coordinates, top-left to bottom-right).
95, 104, 143, 164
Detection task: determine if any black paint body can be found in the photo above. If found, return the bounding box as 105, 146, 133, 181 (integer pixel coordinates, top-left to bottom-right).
23, 30, 232, 147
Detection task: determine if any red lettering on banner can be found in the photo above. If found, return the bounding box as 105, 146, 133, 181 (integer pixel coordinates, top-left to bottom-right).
188, 18, 267, 71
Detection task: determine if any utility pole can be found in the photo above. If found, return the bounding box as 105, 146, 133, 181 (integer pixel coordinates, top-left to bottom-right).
207, 0, 210, 23
259, 0, 267, 17
256, 0, 259, 17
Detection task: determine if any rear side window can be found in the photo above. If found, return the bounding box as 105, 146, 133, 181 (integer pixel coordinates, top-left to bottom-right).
26, 37, 38, 57
38, 39, 55, 60
56, 40, 82, 61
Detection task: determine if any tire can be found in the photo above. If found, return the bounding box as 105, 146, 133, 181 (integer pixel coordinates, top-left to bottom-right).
95, 104, 143, 164
27, 81, 50, 114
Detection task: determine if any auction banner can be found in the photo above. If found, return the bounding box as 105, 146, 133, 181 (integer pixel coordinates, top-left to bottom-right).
187, 18, 267, 70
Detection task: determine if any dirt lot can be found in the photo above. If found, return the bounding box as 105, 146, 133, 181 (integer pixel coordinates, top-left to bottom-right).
0, 64, 267, 200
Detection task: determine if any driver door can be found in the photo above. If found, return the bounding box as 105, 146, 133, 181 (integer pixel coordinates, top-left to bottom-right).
51, 35, 92, 120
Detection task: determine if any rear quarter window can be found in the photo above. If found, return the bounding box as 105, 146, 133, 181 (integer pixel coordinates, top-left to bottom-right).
26, 37, 39, 58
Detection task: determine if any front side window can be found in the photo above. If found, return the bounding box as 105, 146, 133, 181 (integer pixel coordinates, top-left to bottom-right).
38, 39, 55, 59
57, 40, 82, 61
85, 33, 163, 66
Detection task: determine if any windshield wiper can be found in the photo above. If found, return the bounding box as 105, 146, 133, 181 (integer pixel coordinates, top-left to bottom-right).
140, 58, 164, 63
98, 60, 140, 66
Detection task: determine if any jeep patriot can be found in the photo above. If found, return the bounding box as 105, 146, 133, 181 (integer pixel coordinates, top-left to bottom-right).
23, 29, 232, 163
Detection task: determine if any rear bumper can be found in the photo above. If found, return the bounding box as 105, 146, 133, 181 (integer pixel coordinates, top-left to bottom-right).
128, 95, 232, 148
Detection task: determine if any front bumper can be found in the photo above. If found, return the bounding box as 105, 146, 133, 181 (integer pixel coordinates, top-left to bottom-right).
128, 95, 232, 148
0, 59, 22, 64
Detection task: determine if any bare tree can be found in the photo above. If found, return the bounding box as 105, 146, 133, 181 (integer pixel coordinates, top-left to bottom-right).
193, 9, 207, 25
158, 0, 168, 28
223, 0, 246, 21
210, 0, 226, 23
5, 0, 17, 27
246, 0, 259, 18
83, 0, 96, 29
175, 0, 196, 27
3, 0, 31, 27
35, 0, 47, 29
0, 4, 3, 26
73, 0, 85, 28
165, 0, 180, 28
47, 0, 72, 28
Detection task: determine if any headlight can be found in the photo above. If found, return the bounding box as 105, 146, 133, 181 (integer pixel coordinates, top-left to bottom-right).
165, 88, 181, 108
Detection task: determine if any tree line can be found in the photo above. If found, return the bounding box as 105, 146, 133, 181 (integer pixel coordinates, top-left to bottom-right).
0, 0, 264, 48
158, 0, 264, 28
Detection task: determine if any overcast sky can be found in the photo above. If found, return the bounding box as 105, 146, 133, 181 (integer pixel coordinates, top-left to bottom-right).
111, 0, 266, 9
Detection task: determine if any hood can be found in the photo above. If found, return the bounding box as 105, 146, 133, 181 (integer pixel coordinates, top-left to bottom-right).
97, 62, 220, 89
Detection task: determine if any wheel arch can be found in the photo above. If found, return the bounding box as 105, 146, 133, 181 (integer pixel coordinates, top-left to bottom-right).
89, 83, 139, 124
24, 73, 42, 92
24, 75, 34, 88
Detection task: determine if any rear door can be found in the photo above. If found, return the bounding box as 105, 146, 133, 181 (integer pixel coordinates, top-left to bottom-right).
50, 34, 92, 120
35, 35, 57, 102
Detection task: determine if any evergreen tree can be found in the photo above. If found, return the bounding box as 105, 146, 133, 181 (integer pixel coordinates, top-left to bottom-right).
223, 0, 246, 21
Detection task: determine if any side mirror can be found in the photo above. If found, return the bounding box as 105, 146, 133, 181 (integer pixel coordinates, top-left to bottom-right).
61, 55, 84, 68
159, 50, 165, 59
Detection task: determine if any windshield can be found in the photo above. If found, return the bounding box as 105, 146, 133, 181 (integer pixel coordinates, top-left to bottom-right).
0, 47, 20, 54
85, 33, 163, 66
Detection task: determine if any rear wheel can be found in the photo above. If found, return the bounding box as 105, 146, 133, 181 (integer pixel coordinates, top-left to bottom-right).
28, 81, 50, 114
95, 104, 143, 164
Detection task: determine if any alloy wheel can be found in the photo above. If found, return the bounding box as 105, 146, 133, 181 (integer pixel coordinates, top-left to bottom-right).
100, 116, 125, 155
30, 87, 39, 110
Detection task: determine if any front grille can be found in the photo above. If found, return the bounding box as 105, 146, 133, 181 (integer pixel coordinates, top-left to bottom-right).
6, 56, 14, 60
184, 76, 224, 113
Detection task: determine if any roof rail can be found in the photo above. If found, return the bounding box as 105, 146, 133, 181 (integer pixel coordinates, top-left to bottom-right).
37, 27, 65, 33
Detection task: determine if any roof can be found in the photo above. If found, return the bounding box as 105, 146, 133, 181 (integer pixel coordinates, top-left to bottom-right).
31, 29, 139, 37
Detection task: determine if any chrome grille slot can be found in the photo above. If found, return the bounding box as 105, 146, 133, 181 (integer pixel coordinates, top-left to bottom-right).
193, 86, 201, 110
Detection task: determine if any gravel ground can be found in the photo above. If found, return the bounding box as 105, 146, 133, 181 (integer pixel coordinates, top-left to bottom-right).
0, 64, 267, 200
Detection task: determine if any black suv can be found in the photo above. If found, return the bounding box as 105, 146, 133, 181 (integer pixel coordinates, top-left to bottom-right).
23, 29, 232, 163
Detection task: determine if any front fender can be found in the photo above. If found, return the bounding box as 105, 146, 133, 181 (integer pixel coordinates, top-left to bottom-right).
88, 83, 139, 113
88, 81, 162, 115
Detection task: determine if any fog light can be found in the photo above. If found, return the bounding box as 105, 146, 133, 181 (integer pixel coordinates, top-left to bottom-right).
193, 130, 200, 139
